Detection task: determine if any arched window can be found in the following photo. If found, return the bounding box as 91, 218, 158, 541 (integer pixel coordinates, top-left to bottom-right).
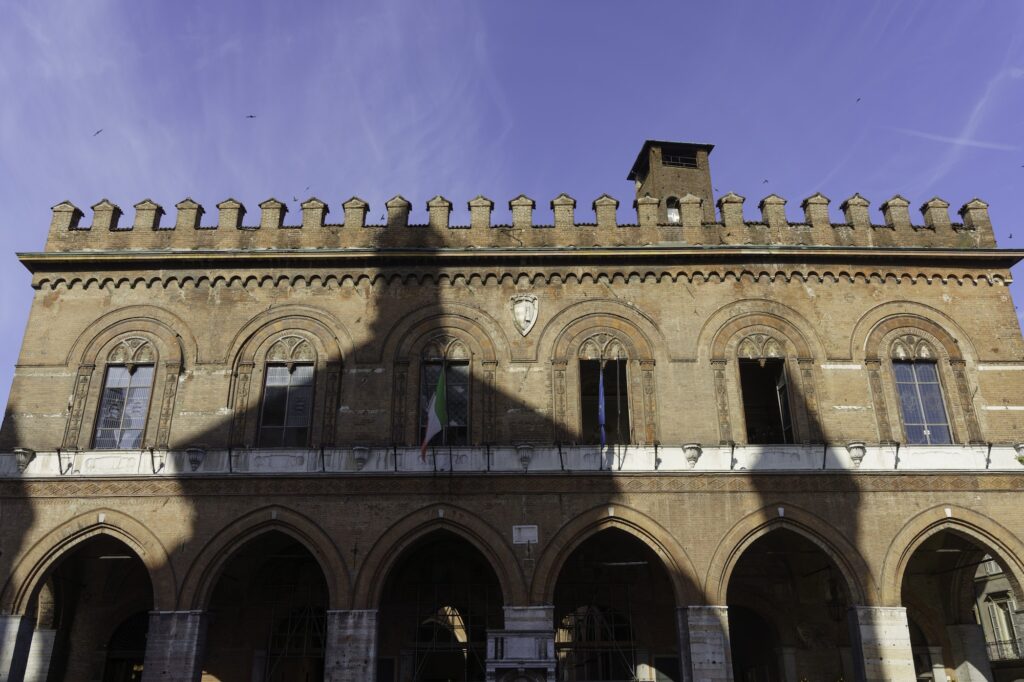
889, 334, 951, 445
258, 335, 316, 447
736, 333, 793, 444
419, 337, 470, 448
578, 334, 630, 445
93, 338, 156, 449
665, 196, 681, 224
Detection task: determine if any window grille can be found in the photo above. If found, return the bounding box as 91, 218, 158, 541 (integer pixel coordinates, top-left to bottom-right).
93, 365, 155, 449
259, 363, 314, 447
662, 153, 698, 169
893, 361, 951, 445
420, 361, 470, 447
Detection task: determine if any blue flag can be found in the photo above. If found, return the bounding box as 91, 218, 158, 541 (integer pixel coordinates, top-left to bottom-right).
598, 362, 606, 448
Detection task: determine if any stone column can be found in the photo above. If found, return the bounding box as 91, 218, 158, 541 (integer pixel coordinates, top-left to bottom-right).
777, 646, 798, 682
0, 615, 33, 682
141, 611, 207, 682
324, 609, 377, 682
23, 629, 56, 682
486, 606, 555, 682
946, 624, 994, 682
847, 606, 916, 681
678, 606, 732, 682
927, 646, 949, 682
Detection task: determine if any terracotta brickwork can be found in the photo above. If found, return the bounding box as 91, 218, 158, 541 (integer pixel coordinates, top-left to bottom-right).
1, 140, 1023, 681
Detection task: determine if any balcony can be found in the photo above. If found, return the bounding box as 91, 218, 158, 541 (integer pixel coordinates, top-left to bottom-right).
987, 638, 1024, 662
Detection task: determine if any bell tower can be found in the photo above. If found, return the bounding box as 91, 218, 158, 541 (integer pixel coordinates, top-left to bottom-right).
627, 140, 715, 223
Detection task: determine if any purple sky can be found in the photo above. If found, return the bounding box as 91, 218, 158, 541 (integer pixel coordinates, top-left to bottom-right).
1, 1, 1022, 406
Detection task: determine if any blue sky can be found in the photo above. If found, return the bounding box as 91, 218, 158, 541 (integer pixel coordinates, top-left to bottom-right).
1, 1, 1022, 405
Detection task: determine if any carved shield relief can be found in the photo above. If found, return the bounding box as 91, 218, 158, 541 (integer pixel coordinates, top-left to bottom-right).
510, 294, 538, 336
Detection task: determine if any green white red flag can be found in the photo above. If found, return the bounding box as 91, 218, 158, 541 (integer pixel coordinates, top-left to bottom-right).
420, 369, 447, 460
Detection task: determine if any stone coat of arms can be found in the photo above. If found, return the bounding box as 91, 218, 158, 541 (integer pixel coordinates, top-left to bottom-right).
510, 294, 538, 336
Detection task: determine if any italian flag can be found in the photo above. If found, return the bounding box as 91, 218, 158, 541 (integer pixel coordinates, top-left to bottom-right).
420, 369, 447, 459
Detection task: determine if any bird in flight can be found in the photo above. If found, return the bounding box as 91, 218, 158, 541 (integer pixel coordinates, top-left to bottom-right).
92, 129, 103, 136
856, 97, 861, 103
762, 179, 769, 184
245, 114, 256, 119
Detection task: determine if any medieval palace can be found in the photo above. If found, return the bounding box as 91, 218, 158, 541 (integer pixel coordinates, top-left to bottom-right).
1, 140, 1023, 682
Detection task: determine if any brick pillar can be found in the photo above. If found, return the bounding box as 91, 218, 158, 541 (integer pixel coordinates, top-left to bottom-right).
678, 605, 732, 682
847, 606, 916, 681
141, 611, 206, 682
946, 624, 994, 682
23, 628, 56, 682
0, 615, 33, 682
324, 609, 378, 682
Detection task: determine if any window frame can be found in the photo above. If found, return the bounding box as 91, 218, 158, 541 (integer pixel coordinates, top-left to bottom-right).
91, 363, 157, 450
257, 361, 317, 448
665, 196, 681, 224
737, 357, 795, 445
418, 359, 471, 448
891, 359, 953, 446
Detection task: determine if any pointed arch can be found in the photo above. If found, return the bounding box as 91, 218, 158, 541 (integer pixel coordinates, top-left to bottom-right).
530, 504, 701, 606
353, 504, 526, 609
704, 503, 874, 606
1, 508, 175, 615
178, 505, 351, 610
880, 505, 1024, 607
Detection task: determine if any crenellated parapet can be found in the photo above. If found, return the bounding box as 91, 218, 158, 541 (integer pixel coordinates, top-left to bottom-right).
42, 192, 999, 253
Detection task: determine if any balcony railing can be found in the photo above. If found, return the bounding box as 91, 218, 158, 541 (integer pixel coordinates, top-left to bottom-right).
0, 443, 1021, 478
987, 638, 1023, 662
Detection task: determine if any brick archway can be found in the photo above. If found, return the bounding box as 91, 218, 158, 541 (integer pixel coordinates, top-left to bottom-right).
353, 504, 527, 609
529, 504, 701, 606
880, 504, 1024, 607
704, 503, 875, 606
1, 508, 176, 614
178, 505, 351, 610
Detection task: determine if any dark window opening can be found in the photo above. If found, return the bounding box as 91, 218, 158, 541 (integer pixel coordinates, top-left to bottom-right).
893, 360, 951, 445
662, 152, 698, 169
93, 364, 155, 449
420, 361, 469, 447
580, 359, 630, 445
739, 359, 793, 444
666, 196, 681, 224
259, 363, 314, 447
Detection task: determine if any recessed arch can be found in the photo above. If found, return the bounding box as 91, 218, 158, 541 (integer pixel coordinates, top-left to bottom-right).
353, 504, 526, 609
1, 508, 175, 615
369, 303, 508, 365
697, 299, 826, 364
880, 505, 1024, 607
178, 505, 351, 610
65, 304, 196, 367
704, 503, 874, 606
530, 504, 701, 606
851, 302, 978, 363
227, 305, 350, 367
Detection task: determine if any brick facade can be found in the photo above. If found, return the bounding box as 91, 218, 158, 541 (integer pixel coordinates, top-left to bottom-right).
1, 140, 1023, 681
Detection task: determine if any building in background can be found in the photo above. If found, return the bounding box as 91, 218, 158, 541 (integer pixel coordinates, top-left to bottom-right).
1, 140, 1024, 682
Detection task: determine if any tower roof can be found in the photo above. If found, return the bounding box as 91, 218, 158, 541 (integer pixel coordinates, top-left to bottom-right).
627, 140, 715, 182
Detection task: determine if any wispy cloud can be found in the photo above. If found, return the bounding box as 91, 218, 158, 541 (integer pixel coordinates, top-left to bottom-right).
889, 126, 1018, 151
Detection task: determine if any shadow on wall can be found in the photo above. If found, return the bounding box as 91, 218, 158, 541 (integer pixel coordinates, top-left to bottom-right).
0, 195, 1013, 682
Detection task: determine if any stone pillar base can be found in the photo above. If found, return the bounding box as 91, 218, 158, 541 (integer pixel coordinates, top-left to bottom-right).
847, 606, 916, 682
0, 615, 33, 682
678, 605, 732, 682
23, 628, 56, 682
141, 611, 207, 682
324, 609, 378, 682
947, 624, 994, 682
486, 606, 555, 682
